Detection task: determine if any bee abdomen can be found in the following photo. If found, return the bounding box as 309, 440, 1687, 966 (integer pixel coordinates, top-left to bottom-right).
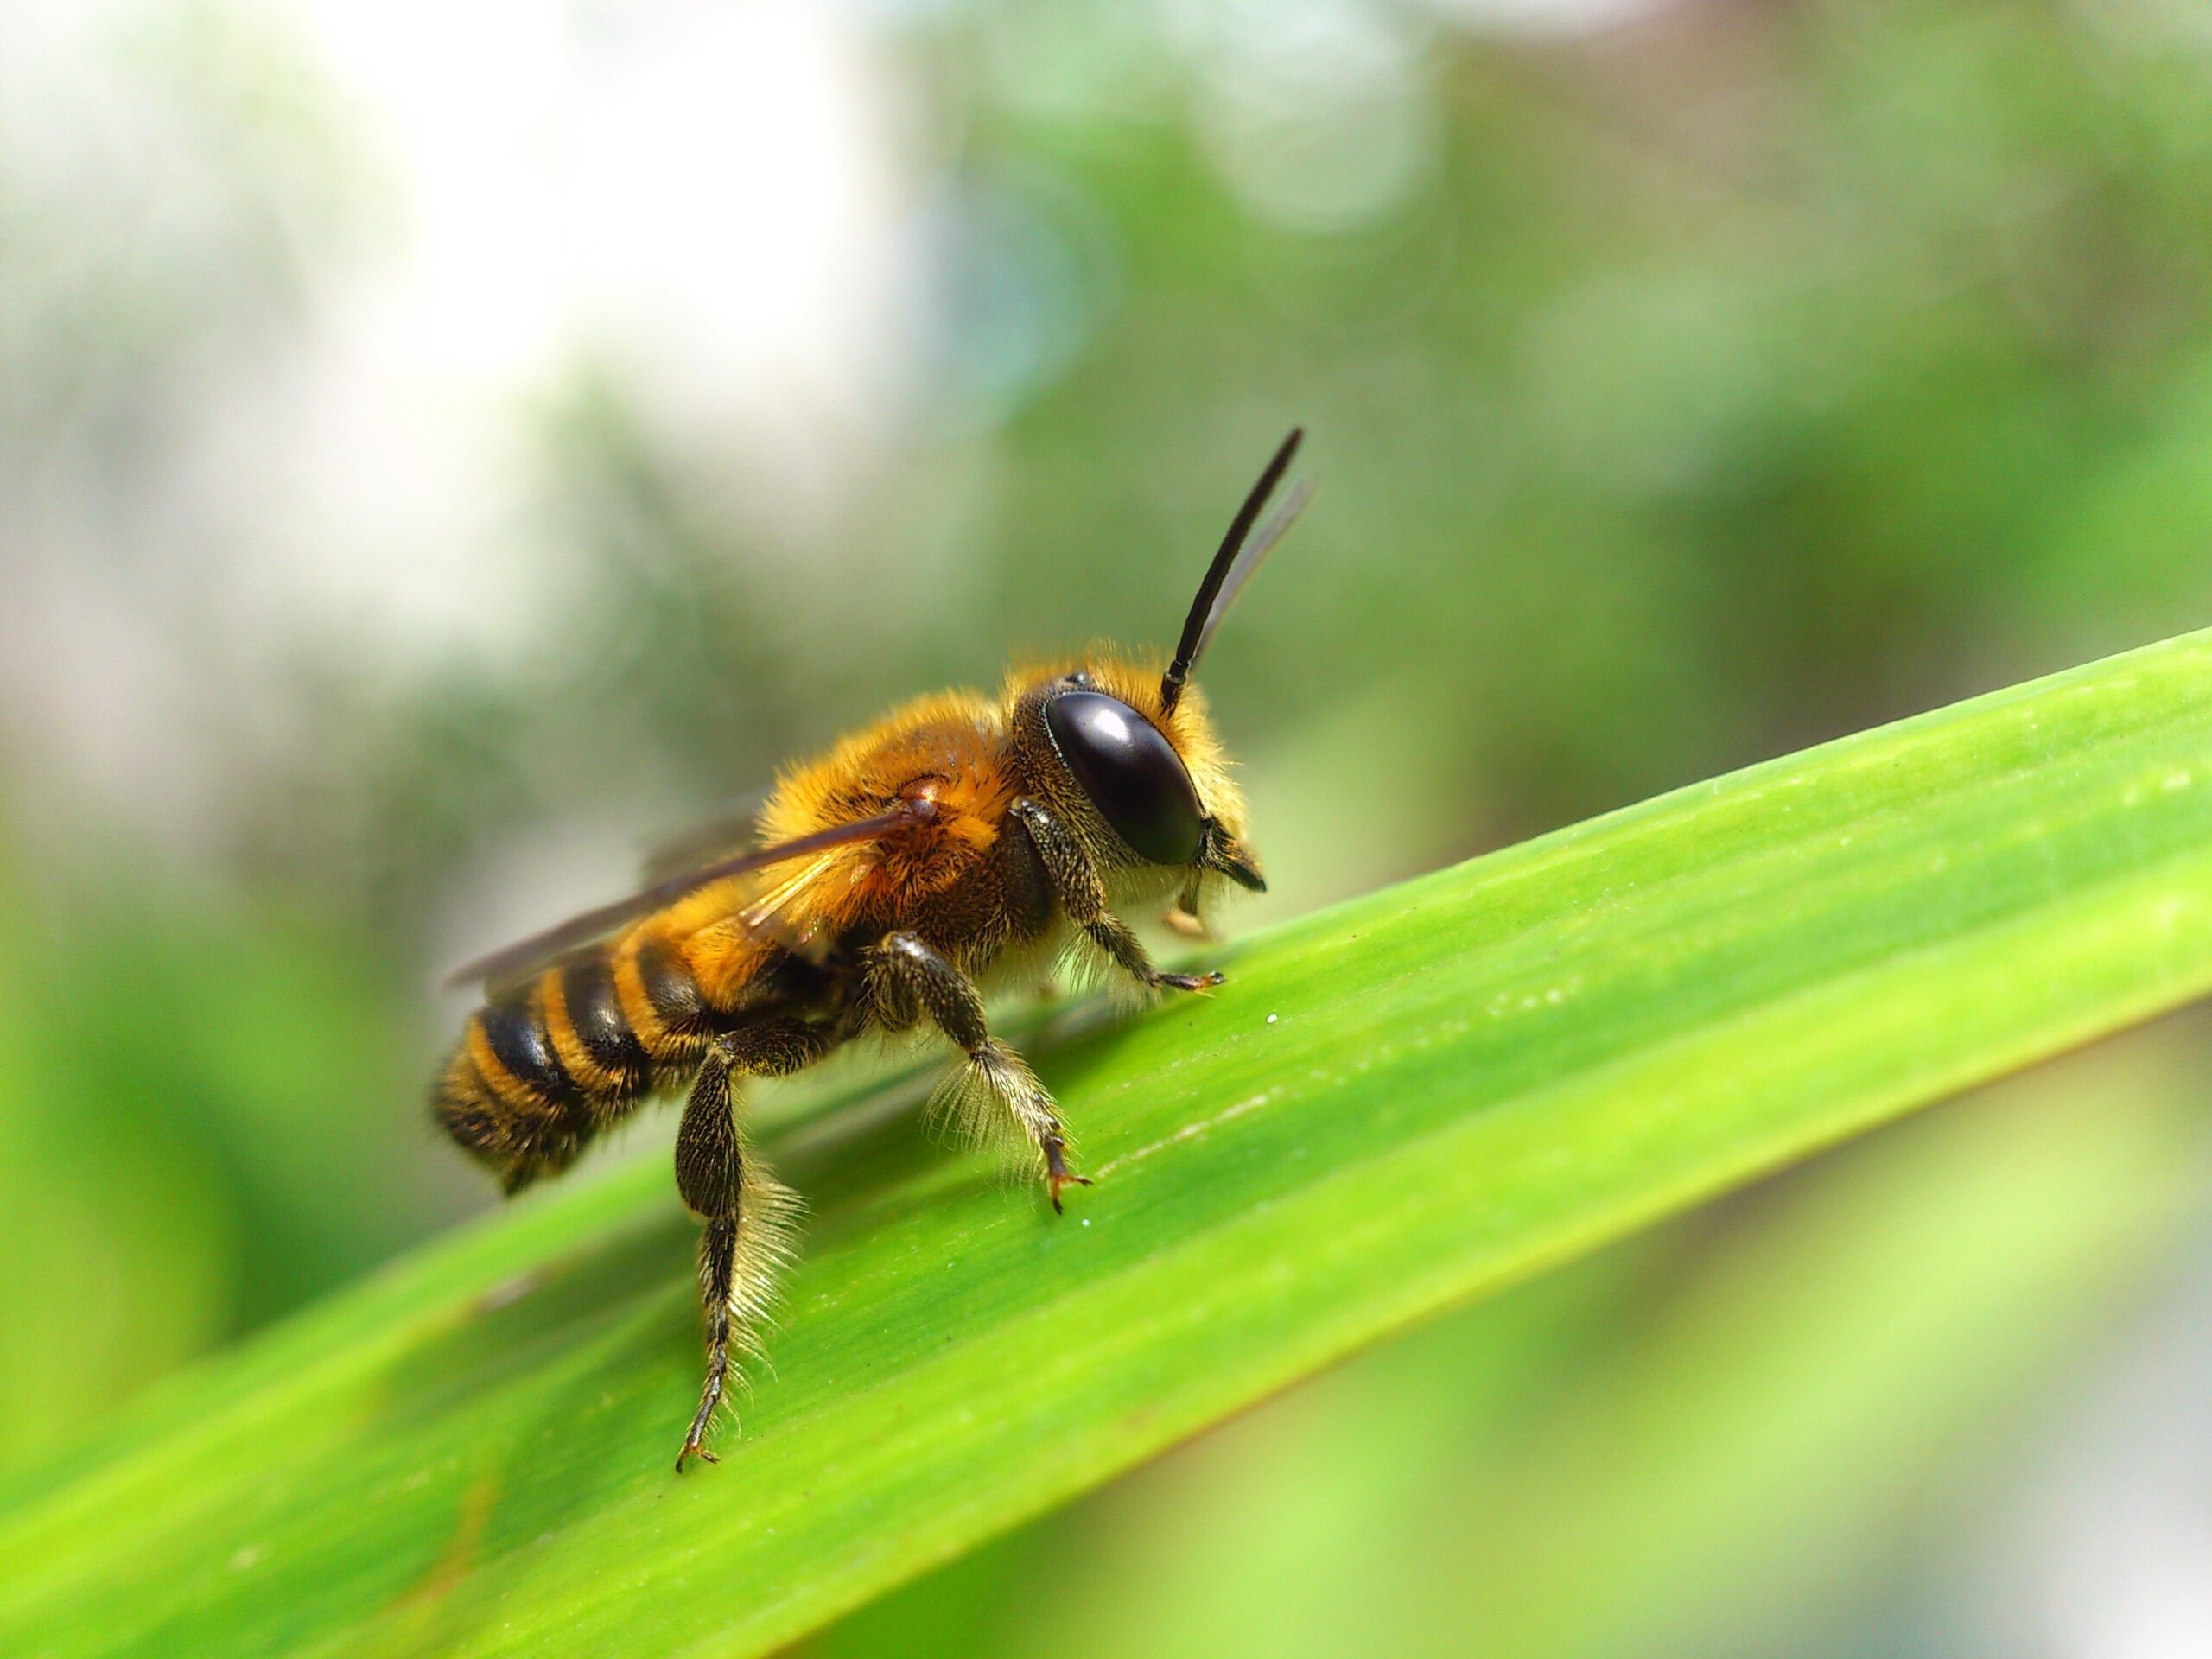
634, 936, 709, 1033
557, 950, 654, 1095
435, 969, 622, 1192
480, 994, 585, 1113
432, 933, 717, 1192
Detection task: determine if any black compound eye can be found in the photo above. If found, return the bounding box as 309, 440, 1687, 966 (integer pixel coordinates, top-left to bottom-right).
1044, 690, 1205, 865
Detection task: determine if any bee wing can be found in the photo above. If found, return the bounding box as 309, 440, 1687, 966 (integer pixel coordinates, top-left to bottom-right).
442, 803, 928, 992
638, 785, 772, 885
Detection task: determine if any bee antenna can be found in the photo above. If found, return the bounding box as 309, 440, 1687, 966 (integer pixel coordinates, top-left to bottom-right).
1160, 427, 1304, 716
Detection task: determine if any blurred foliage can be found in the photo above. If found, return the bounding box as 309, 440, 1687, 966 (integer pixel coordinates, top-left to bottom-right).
9, 0, 2212, 1653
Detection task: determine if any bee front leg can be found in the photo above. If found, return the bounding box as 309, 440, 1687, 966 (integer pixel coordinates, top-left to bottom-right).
869, 932, 1090, 1211
1009, 798, 1223, 995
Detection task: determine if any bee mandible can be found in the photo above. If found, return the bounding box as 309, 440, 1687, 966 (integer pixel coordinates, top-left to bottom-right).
433, 429, 1310, 1469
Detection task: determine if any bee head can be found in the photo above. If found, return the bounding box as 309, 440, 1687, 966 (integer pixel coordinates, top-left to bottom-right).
1014, 430, 1306, 899
1028, 661, 1263, 895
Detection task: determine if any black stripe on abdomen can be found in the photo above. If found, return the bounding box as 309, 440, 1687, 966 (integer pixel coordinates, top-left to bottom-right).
479, 992, 585, 1112
561, 951, 652, 1094
636, 936, 707, 1033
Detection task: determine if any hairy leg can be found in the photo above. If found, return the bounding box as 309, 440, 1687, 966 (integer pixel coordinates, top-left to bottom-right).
1010, 798, 1223, 995
671, 1021, 827, 1471
868, 931, 1089, 1210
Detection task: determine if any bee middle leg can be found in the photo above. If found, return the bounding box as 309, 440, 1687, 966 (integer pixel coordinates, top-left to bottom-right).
868, 931, 1089, 1211
671, 1020, 827, 1471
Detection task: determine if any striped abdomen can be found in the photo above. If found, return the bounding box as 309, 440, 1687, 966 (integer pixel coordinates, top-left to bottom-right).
433, 934, 715, 1192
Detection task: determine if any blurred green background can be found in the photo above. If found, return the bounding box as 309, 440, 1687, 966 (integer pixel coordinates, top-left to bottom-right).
8, 1, 2212, 1653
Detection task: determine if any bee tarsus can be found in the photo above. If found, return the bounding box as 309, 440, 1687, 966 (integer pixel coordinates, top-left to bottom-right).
1157, 970, 1225, 994
1043, 1135, 1092, 1214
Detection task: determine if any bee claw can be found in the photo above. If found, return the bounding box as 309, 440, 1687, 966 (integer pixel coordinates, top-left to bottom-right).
676, 1438, 721, 1472
1045, 1135, 1093, 1214
1158, 970, 1224, 995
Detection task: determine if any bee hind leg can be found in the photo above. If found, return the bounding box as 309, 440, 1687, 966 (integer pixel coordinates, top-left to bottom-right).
671, 1025, 823, 1471
870, 931, 1089, 1211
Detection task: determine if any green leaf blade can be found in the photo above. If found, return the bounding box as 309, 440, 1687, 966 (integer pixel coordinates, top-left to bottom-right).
9, 630, 2212, 1658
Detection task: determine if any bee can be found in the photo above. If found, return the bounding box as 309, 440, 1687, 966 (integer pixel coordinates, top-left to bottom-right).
433, 430, 1310, 1470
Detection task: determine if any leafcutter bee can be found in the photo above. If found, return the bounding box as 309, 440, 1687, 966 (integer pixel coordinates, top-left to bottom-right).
434, 430, 1310, 1469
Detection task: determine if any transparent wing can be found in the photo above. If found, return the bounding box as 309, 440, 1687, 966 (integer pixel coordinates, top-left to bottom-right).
638, 785, 772, 886
442, 802, 929, 992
